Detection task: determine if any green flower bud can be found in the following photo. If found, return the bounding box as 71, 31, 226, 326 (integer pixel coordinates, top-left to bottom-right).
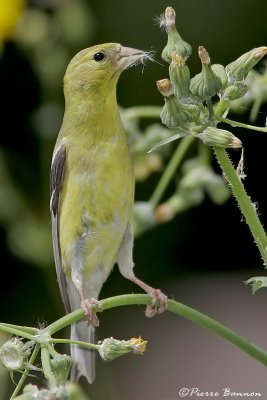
199, 126, 242, 148
51, 353, 72, 383
190, 46, 222, 100
156, 79, 191, 128
98, 337, 147, 361
161, 98, 191, 128
161, 7, 192, 63
169, 52, 191, 98
226, 47, 267, 82
223, 81, 248, 100
211, 64, 228, 88
185, 103, 202, 123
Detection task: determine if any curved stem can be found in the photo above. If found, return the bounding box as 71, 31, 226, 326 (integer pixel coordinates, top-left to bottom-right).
149, 135, 193, 206
45, 294, 267, 367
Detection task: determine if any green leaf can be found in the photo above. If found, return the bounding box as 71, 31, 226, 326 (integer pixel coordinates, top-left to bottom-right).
148, 130, 188, 153
245, 276, 267, 294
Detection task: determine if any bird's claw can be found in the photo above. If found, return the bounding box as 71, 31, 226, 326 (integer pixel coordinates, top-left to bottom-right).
145, 289, 168, 318
81, 298, 103, 327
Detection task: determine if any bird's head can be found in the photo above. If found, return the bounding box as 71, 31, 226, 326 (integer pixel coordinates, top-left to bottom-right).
63, 43, 151, 94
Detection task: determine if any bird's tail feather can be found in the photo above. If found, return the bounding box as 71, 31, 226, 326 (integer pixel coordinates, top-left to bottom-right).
70, 320, 95, 384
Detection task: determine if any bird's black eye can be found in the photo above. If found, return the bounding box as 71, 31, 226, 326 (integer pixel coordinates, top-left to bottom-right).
93, 52, 105, 61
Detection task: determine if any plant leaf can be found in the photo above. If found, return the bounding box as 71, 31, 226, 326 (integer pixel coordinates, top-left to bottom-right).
148, 130, 188, 153
245, 276, 267, 294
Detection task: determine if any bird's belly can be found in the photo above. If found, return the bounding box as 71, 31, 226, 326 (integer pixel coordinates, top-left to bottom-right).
60, 167, 133, 281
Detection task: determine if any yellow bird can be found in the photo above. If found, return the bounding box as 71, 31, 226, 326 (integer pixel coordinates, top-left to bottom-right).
50, 43, 167, 384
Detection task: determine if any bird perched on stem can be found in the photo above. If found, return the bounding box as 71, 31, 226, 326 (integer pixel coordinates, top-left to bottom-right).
50, 43, 168, 384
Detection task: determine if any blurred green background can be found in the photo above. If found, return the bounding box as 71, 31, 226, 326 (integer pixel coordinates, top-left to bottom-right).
0, 0, 267, 399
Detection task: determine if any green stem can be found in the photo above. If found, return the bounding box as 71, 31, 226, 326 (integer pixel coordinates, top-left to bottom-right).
167, 298, 267, 366
51, 338, 99, 351
45, 294, 267, 367
45, 309, 85, 336
214, 98, 230, 116
149, 135, 193, 206
0, 325, 35, 341
213, 148, 267, 264
40, 346, 57, 388
218, 116, 267, 132
5, 293, 267, 394
0, 323, 37, 335
10, 344, 40, 399
206, 98, 215, 121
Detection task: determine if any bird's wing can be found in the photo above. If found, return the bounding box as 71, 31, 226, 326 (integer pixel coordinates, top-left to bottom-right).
50, 143, 70, 313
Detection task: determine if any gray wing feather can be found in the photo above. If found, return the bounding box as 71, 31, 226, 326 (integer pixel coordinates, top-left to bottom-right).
50, 144, 70, 313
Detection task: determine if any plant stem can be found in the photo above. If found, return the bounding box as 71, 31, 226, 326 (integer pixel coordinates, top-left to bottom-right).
149, 135, 193, 206
218, 116, 267, 132
0, 323, 37, 335
214, 148, 267, 265
214, 98, 230, 116
45, 309, 85, 336
0, 324, 35, 341
167, 298, 267, 366
51, 338, 99, 350
45, 294, 267, 367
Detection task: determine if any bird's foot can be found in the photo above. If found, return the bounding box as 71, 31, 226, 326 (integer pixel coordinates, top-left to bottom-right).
129, 276, 168, 317
81, 298, 103, 327
145, 288, 168, 318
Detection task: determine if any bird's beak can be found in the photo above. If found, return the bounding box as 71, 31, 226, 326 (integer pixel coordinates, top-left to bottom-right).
116, 45, 146, 70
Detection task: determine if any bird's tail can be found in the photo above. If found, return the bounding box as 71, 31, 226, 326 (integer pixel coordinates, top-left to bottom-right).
70, 320, 95, 384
